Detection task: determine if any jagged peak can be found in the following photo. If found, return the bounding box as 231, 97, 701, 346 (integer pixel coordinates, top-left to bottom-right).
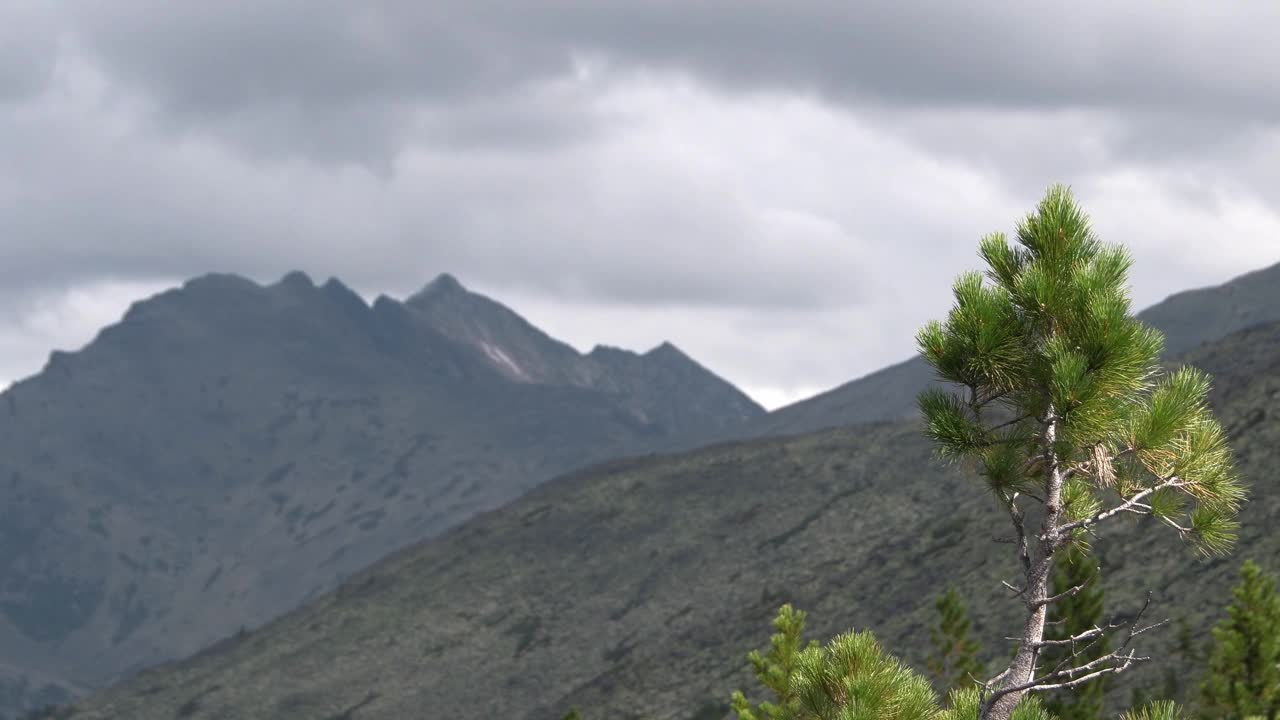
321, 276, 354, 295
276, 270, 316, 291
371, 294, 402, 312
408, 273, 469, 305
643, 341, 690, 361
118, 273, 255, 322
320, 277, 369, 314
588, 344, 639, 359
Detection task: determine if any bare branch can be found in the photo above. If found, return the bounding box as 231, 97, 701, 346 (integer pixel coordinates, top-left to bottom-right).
981, 592, 1169, 708
1055, 476, 1190, 535
1031, 626, 1104, 648
1016, 653, 1147, 692
1032, 578, 1090, 609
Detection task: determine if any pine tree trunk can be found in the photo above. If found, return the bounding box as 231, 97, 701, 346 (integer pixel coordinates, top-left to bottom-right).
982, 412, 1066, 720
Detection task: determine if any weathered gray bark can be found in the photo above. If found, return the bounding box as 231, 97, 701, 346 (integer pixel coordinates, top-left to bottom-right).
982, 410, 1065, 720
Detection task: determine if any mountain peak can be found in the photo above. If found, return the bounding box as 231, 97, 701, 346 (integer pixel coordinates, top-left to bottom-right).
415, 273, 467, 300
277, 270, 316, 291
644, 341, 691, 363
588, 344, 636, 359
180, 272, 258, 295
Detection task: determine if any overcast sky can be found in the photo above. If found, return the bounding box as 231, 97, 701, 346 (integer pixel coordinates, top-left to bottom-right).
3, 1, 1279, 409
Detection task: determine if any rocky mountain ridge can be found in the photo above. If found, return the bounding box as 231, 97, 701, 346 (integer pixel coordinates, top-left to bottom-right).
59, 315, 1280, 720
0, 270, 763, 717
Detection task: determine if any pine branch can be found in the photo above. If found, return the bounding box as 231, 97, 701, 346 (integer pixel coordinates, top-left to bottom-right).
980, 593, 1169, 705
1031, 577, 1091, 609
1054, 476, 1190, 535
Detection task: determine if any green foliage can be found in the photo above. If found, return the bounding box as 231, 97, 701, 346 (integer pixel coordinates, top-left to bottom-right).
939, 687, 1055, 720
730, 604, 937, 719
560, 709, 582, 720
1200, 561, 1280, 720
928, 588, 984, 694
732, 605, 1054, 720
730, 603, 819, 718
1121, 701, 1186, 720
1040, 546, 1108, 720
917, 185, 1246, 719
916, 184, 1243, 557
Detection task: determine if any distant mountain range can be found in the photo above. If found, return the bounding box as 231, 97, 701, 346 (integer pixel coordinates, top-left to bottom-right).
4, 259, 1280, 718
0, 271, 762, 716
61, 306, 1280, 720
739, 260, 1280, 438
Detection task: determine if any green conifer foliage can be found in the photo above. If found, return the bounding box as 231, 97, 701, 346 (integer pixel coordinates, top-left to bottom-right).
929, 587, 984, 694
730, 604, 820, 719
1041, 545, 1108, 720
731, 605, 1049, 720
1122, 701, 1185, 720
1200, 560, 1280, 720
916, 184, 1244, 720
732, 605, 1192, 720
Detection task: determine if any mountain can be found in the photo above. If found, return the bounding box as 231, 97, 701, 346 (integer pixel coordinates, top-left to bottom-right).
0, 271, 762, 717
742, 260, 1280, 438
406, 273, 760, 437
58, 317, 1280, 720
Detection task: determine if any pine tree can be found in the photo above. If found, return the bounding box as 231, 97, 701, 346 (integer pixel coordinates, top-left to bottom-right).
730, 605, 1189, 720
730, 604, 819, 719
916, 184, 1244, 720
1041, 545, 1108, 720
730, 604, 1053, 720
929, 587, 984, 694
1200, 560, 1280, 720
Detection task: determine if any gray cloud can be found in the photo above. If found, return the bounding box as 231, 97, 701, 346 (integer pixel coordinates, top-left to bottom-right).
1, 2, 1279, 405
0, 3, 59, 104
52, 1, 1280, 162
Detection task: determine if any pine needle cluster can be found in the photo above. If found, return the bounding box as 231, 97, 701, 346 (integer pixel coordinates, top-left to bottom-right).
916, 185, 1243, 556
730, 604, 1052, 720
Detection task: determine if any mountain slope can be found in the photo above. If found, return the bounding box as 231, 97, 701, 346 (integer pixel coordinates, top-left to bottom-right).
745, 260, 1280, 438
408, 274, 761, 438
0, 272, 762, 716
61, 318, 1280, 720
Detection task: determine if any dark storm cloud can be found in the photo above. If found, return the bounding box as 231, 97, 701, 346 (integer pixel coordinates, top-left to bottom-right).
555, 1, 1280, 117
58, 1, 1280, 163
61, 1, 591, 166
1, 1, 1278, 402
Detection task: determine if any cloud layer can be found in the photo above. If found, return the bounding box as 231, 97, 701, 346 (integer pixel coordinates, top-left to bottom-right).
2, 2, 1278, 407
